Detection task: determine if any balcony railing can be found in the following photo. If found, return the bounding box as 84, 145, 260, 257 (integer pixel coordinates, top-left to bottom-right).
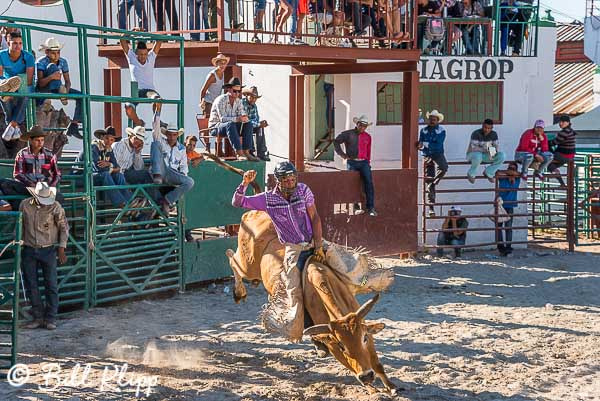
98, 0, 418, 50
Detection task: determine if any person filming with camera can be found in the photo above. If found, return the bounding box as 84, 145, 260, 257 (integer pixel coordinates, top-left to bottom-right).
437, 206, 469, 258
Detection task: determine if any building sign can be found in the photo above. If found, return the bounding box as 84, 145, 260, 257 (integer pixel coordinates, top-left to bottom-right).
419, 58, 514, 81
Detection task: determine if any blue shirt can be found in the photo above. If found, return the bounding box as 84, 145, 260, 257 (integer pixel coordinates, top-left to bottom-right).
498, 177, 520, 209
36, 56, 69, 90
0, 49, 35, 79
419, 125, 446, 156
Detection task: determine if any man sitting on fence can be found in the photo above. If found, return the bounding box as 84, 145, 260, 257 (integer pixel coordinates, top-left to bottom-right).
547, 115, 576, 187
208, 77, 258, 161
36, 37, 82, 140
514, 119, 553, 180
437, 206, 468, 258
466, 118, 505, 184
242, 86, 270, 161
0, 30, 34, 142
418, 109, 448, 216
151, 109, 195, 214
0, 125, 63, 211
20, 181, 68, 330
120, 32, 163, 128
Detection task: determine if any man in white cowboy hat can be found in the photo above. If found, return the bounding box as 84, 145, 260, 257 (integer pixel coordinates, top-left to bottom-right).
418, 109, 448, 216
208, 77, 258, 161
36, 37, 83, 139
242, 85, 270, 161
151, 108, 195, 214
0, 30, 34, 140
437, 205, 468, 258
119, 31, 163, 127
199, 53, 229, 119
334, 115, 377, 216
19, 181, 69, 330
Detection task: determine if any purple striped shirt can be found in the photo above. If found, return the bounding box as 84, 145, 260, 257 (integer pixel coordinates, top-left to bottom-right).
232, 183, 315, 244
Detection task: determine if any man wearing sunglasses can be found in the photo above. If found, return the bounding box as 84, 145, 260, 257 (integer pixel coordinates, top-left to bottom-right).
208, 77, 258, 161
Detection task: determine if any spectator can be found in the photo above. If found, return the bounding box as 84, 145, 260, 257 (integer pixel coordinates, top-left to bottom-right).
208, 77, 258, 161
460, 0, 484, 55
252, 0, 267, 42
152, 0, 180, 33
346, 0, 372, 37
92, 127, 134, 209
150, 109, 195, 214
242, 86, 270, 161
117, 0, 149, 31
185, 135, 204, 168
417, 0, 443, 52
0, 24, 18, 51
0, 125, 62, 210
437, 206, 468, 258
514, 119, 553, 180
0, 31, 34, 140
418, 110, 448, 216
500, 0, 527, 56
310, 0, 334, 27
334, 115, 377, 216
120, 34, 163, 127
466, 118, 505, 184
36, 37, 83, 140
548, 115, 576, 187
272, 0, 293, 43
289, 0, 308, 45
112, 124, 161, 204
188, 0, 209, 41
496, 162, 520, 257
20, 181, 68, 330
199, 53, 229, 119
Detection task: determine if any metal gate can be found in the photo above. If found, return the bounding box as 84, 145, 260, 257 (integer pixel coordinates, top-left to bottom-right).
575, 153, 600, 244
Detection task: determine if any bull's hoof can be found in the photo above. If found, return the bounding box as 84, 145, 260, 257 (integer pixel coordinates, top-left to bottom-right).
233, 292, 247, 304
251, 279, 261, 287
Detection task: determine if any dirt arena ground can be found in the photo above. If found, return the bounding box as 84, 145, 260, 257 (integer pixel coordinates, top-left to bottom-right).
1, 244, 599, 401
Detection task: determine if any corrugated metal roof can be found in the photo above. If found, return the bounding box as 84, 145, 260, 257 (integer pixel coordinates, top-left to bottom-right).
557, 23, 584, 42
553, 62, 596, 115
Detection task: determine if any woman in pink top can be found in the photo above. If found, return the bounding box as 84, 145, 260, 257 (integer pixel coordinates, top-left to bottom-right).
514, 119, 554, 180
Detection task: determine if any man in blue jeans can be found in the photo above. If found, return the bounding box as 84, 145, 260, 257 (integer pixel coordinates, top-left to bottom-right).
151, 108, 195, 214
20, 182, 69, 330
118, 0, 149, 31
208, 77, 258, 161
334, 114, 377, 216
418, 110, 448, 216
496, 162, 520, 256
437, 206, 468, 258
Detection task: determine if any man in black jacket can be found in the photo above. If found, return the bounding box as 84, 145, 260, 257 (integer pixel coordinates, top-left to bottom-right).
548, 115, 576, 187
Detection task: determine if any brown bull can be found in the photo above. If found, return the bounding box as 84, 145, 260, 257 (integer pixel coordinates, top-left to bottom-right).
226, 210, 396, 394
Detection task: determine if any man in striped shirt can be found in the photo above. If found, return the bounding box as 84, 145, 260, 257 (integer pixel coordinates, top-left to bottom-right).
548, 115, 576, 187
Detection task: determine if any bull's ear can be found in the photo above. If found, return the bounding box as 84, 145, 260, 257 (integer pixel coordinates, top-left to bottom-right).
365, 322, 385, 334
304, 324, 331, 336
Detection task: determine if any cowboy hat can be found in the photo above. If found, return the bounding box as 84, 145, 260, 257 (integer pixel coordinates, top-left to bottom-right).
242, 86, 262, 98
160, 125, 185, 137
223, 77, 244, 89
39, 37, 64, 51
93, 126, 118, 139
21, 125, 48, 141
211, 53, 230, 66
426, 110, 444, 123
27, 182, 57, 206
125, 126, 146, 141
352, 115, 373, 126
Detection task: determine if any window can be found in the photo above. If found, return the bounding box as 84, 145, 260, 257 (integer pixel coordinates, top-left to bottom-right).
376, 81, 504, 125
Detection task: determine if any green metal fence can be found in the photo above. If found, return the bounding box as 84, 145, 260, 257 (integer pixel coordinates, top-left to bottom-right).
493, 0, 541, 57
575, 154, 600, 244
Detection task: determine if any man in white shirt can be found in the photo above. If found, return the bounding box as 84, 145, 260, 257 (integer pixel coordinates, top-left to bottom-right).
120, 32, 162, 127
151, 108, 194, 214
208, 77, 257, 161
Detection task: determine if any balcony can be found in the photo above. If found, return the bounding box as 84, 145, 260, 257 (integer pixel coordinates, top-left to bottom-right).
97, 0, 422, 67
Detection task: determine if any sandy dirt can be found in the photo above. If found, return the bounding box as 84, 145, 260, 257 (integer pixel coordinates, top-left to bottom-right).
1, 244, 599, 401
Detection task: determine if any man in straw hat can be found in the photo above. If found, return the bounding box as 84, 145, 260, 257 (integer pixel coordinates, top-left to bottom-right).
0, 30, 34, 141
36, 37, 83, 139
151, 108, 195, 214
0, 125, 63, 210
242, 85, 270, 161
208, 77, 258, 161
418, 110, 448, 216
19, 181, 69, 330
199, 53, 229, 119
437, 205, 468, 258
120, 30, 163, 128
334, 114, 377, 216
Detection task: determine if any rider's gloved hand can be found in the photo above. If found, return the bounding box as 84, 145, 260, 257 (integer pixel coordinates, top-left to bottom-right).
313, 246, 326, 264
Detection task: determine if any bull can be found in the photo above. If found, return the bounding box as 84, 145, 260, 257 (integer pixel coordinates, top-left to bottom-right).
226, 210, 396, 394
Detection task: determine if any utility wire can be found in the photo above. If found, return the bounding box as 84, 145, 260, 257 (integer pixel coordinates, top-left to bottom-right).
0, 0, 15, 16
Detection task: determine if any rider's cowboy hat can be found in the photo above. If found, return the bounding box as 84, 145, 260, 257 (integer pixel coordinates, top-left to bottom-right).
211, 53, 230, 66
352, 115, 373, 126
125, 126, 146, 141
27, 182, 57, 206
426, 110, 444, 123
242, 86, 262, 98
39, 37, 64, 51
21, 125, 48, 141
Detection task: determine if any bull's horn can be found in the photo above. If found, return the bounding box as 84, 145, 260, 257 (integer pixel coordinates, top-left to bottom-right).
303, 324, 331, 337
356, 293, 380, 320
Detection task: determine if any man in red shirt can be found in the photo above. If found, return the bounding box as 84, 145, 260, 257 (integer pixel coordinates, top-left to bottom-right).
334, 115, 377, 216
514, 119, 554, 180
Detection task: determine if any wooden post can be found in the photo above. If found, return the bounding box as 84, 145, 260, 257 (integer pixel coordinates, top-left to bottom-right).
289, 74, 305, 171
103, 65, 122, 139
567, 160, 575, 252
402, 71, 419, 169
